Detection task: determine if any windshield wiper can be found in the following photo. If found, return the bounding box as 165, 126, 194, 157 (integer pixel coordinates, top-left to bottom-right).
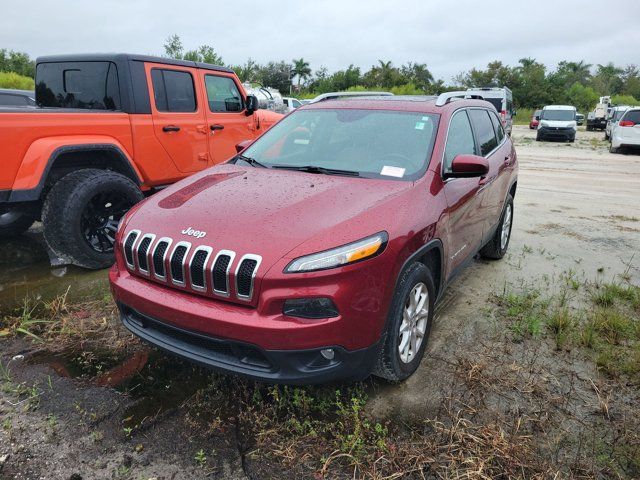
271, 165, 360, 177
235, 154, 269, 168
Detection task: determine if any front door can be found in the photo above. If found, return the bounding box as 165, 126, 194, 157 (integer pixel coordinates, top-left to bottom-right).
146, 63, 209, 173
200, 71, 256, 165
442, 109, 486, 273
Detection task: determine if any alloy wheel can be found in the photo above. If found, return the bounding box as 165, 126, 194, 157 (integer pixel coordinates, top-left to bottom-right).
500, 204, 512, 250
80, 192, 131, 253
398, 282, 429, 363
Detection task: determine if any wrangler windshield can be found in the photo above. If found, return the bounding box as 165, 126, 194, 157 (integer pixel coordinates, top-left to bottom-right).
238, 109, 439, 181
541, 109, 575, 121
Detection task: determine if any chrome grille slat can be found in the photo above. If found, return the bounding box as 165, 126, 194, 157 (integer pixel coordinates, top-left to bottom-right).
136, 234, 156, 275
235, 254, 262, 301
211, 250, 236, 297
189, 246, 212, 292
123, 230, 141, 269
152, 237, 172, 280
169, 241, 191, 286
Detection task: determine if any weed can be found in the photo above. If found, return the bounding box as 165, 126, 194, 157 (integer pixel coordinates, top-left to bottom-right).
194, 449, 207, 467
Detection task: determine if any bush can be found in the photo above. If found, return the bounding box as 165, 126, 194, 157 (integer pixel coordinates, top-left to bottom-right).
611, 94, 640, 106
0, 71, 34, 90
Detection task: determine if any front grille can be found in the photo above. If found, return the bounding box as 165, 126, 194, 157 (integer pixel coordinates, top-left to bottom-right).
212, 252, 234, 295
122, 231, 261, 302
189, 248, 211, 290
152, 239, 171, 278
137, 236, 153, 273
170, 244, 190, 284
123, 230, 140, 267
236, 256, 261, 299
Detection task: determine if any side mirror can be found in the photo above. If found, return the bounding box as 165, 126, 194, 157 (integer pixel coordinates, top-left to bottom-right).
445, 154, 489, 179
235, 139, 252, 153
245, 95, 259, 116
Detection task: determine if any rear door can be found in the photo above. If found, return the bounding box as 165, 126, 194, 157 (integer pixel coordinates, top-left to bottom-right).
146, 63, 209, 173
468, 109, 507, 240
200, 71, 256, 165
442, 109, 485, 271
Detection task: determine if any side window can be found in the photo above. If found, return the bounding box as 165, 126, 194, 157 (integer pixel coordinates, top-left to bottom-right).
204, 75, 243, 112
0, 94, 29, 106
489, 111, 505, 143
469, 109, 498, 156
443, 110, 476, 172
151, 69, 196, 112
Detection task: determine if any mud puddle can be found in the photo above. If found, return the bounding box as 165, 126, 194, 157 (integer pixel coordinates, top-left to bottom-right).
27, 346, 214, 430
0, 228, 108, 312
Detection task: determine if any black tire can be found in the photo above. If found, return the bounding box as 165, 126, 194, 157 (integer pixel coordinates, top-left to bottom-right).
373, 262, 435, 382
480, 193, 514, 260
0, 209, 36, 237
569, 137, 575, 143
610, 144, 619, 154
604, 132, 609, 141
42, 169, 143, 269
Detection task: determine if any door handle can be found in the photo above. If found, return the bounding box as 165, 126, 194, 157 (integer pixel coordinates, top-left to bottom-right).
162, 125, 180, 132
210, 124, 225, 131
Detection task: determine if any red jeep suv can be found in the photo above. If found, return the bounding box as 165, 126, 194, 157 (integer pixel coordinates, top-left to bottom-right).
109, 92, 518, 384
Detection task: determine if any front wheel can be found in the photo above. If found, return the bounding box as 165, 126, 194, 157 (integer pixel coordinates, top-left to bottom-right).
0, 208, 36, 237
373, 262, 435, 382
42, 169, 144, 269
480, 194, 514, 260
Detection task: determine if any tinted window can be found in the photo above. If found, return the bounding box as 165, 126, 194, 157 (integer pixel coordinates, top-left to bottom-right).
205, 75, 243, 112
614, 109, 629, 121
151, 69, 196, 112
489, 111, 505, 143
0, 93, 31, 106
443, 110, 476, 172
469, 110, 498, 156
622, 110, 640, 123
35, 61, 120, 110
485, 98, 503, 112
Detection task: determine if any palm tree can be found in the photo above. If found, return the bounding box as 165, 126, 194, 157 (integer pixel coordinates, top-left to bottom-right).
292, 58, 311, 89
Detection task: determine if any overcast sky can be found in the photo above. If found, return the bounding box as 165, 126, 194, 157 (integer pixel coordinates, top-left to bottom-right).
2, 0, 639, 82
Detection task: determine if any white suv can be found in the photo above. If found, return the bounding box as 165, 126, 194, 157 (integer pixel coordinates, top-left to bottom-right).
605, 106, 630, 140
610, 108, 640, 153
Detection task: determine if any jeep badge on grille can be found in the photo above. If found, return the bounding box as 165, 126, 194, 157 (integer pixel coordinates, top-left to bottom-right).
181, 227, 207, 239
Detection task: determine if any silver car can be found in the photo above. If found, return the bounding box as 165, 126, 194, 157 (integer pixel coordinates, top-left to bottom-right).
605, 106, 630, 140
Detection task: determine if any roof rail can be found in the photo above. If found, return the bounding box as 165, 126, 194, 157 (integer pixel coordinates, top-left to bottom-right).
435, 90, 484, 107
310, 91, 394, 103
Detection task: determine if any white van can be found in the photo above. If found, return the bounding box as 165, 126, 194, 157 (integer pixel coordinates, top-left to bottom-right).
536, 105, 577, 142
465, 87, 514, 135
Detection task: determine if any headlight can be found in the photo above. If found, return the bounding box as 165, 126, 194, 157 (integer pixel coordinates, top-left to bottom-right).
285, 232, 388, 273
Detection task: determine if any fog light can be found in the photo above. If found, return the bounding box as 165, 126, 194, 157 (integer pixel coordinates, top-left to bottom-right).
283, 298, 339, 319
321, 349, 335, 360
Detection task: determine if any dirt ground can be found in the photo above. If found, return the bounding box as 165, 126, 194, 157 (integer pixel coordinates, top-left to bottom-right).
1, 125, 639, 479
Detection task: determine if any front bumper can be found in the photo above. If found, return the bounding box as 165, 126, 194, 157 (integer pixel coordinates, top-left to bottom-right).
119, 303, 379, 384
537, 127, 575, 141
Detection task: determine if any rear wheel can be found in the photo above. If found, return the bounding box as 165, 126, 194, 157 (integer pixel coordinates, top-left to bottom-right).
373, 262, 435, 382
480, 194, 514, 260
0, 208, 36, 237
42, 169, 143, 269
610, 143, 620, 154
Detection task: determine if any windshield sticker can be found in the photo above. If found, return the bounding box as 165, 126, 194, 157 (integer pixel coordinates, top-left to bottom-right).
414, 121, 426, 130
380, 166, 405, 178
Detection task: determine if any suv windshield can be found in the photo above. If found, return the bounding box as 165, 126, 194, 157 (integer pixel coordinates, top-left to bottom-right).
239, 109, 439, 180
541, 109, 575, 121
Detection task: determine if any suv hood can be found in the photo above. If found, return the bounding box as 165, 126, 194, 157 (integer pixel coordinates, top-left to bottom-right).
124, 163, 412, 268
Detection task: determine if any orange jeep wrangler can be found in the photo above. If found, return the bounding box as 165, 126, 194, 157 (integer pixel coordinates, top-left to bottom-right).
0, 53, 282, 269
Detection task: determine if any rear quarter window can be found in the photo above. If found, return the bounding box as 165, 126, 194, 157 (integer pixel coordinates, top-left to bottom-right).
622, 110, 640, 123
35, 61, 121, 110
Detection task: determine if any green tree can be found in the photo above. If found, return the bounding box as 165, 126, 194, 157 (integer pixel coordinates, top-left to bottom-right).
512, 58, 549, 108
292, 58, 311, 89
163, 34, 184, 59
591, 63, 624, 95
0, 71, 35, 89
620, 65, 640, 100
565, 82, 599, 112
0, 49, 35, 78
400, 62, 434, 91
232, 58, 259, 83
256, 61, 292, 93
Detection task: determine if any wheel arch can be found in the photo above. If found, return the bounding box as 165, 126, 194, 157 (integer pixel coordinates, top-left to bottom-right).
9, 141, 143, 203
395, 239, 445, 301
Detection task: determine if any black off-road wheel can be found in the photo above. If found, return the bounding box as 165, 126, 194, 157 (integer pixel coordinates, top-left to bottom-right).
373, 262, 435, 382
0, 208, 36, 237
480, 194, 514, 260
42, 169, 143, 269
